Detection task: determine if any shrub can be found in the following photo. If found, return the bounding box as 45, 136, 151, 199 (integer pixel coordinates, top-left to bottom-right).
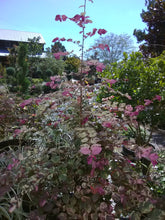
99, 51, 165, 129
6, 67, 16, 76
46, 69, 53, 77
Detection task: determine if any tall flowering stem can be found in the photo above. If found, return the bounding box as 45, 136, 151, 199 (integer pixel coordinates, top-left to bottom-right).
79, 0, 87, 125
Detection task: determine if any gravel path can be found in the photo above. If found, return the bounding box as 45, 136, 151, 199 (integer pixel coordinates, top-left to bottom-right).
150, 129, 165, 150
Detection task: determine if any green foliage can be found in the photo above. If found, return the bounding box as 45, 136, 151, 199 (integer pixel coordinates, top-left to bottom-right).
134, 0, 165, 57
38, 57, 65, 80
65, 57, 80, 80
46, 69, 53, 77
99, 51, 165, 128
6, 67, 15, 76
27, 36, 43, 56
51, 42, 66, 53
16, 43, 30, 94
27, 37, 44, 78
0, 64, 6, 84
7, 45, 18, 67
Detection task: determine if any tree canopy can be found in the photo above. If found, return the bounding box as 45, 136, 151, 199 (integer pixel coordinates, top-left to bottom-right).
87, 33, 135, 64
134, 0, 165, 57
51, 42, 66, 53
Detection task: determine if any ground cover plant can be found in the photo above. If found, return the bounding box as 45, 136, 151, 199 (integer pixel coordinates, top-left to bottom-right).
0, 0, 165, 219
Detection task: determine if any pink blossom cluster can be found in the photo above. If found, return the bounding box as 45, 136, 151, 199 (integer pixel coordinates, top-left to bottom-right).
124, 94, 162, 118
80, 144, 109, 176
53, 51, 69, 60
19, 98, 42, 109
87, 60, 105, 72
46, 76, 61, 89
87, 43, 110, 52
136, 147, 158, 166
62, 88, 73, 97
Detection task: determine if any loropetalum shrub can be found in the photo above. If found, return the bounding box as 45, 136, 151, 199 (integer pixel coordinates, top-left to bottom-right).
0, 0, 165, 219
0, 76, 165, 219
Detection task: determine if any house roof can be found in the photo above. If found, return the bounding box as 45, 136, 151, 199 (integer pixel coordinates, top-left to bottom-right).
0, 29, 45, 44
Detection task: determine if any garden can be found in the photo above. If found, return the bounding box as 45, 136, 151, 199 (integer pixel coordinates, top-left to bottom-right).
0, 0, 165, 219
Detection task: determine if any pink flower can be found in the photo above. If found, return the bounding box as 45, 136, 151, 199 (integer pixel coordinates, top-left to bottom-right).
20, 98, 33, 108
96, 62, 105, 72
144, 99, 153, 106
96, 186, 105, 195
35, 98, 42, 105
149, 153, 159, 166
46, 82, 51, 87
60, 37, 66, 41
137, 147, 158, 166
80, 144, 102, 156
13, 129, 22, 137
80, 147, 91, 155
7, 158, 19, 170
90, 28, 97, 37
135, 105, 145, 112
52, 37, 59, 42
98, 44, 105, 50
70, 14, 81, 23
105, 44, 110, 52
81, 116, 89, 125
53, 52, 68, 60
91, 144, 102, 155
98, 29, 107, 35
62, 89, 72, 97
62, 15, 68, 21
125, 105, 133, 112
19, 119, 27, 125
153, 95, 162, 102
87, 155, 96, 165
102, 121, 112, 128
67, 38, 73, 42
39, 199, 47, 207
50, 76, 56, 81
55, 15, 62, 22
106, 79, 117, 85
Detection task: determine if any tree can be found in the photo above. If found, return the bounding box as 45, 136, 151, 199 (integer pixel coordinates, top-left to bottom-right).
6, 43, 30, 93
87, 33, 135, 64
51, 42, 66, 53
134, 0, 165, 57
27, 36, 43, 57
27, 37, 44, 78
17, 43, 30, 93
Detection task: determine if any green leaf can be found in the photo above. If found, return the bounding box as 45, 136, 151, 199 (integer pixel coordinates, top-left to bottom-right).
130, 211, 141, 220
0, 206, 11, 220
59, 174, 67, 182
140, 201, 154, 214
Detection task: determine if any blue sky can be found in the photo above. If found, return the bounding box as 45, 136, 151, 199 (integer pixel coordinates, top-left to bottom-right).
0, 0, 146, 54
